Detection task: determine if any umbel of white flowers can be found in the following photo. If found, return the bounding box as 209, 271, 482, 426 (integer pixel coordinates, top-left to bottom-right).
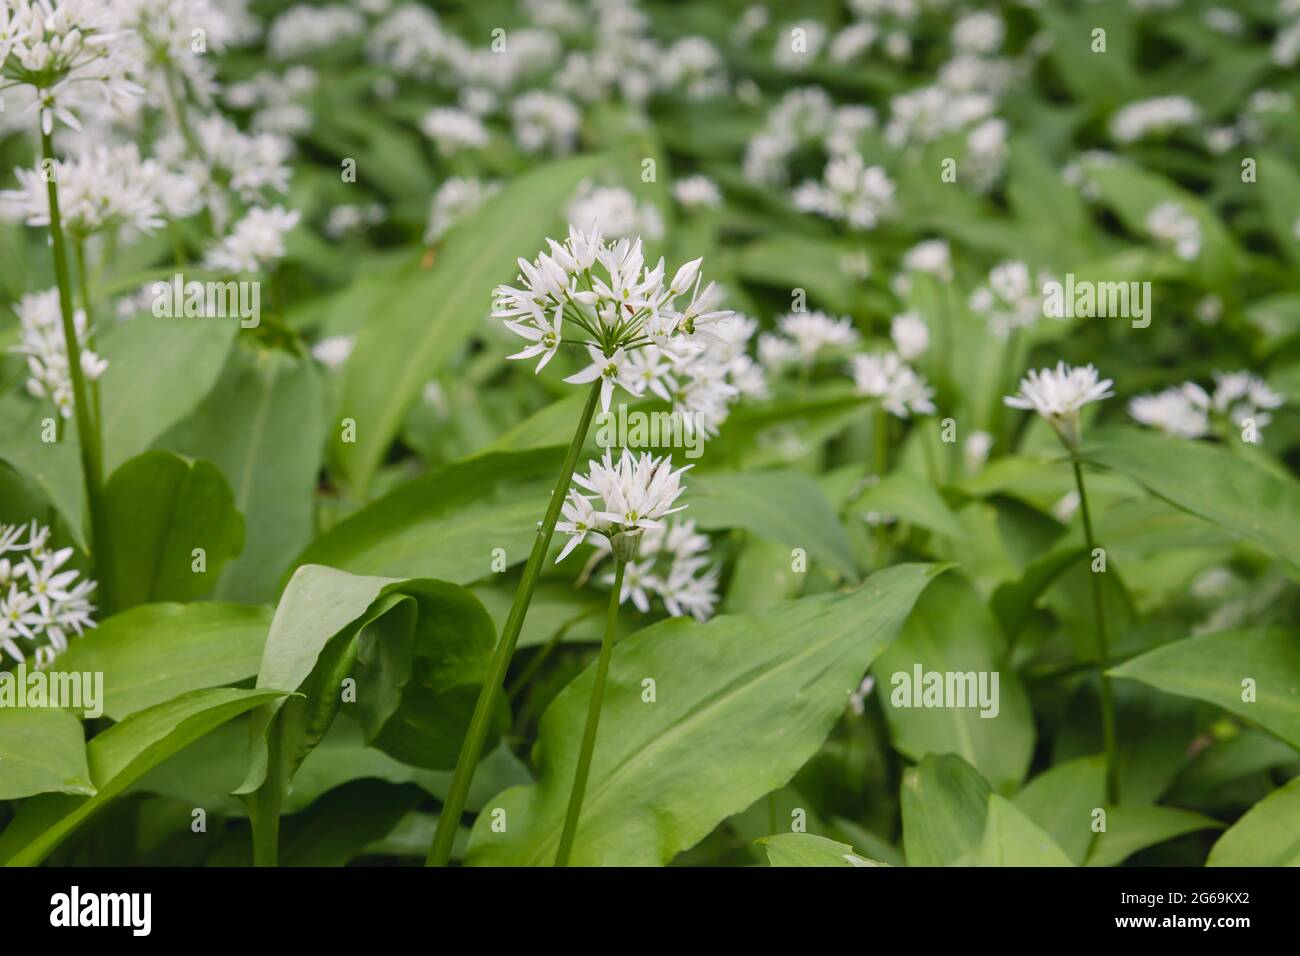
0, 520, 97, 667
492, 224, 730, 412
555, 448, 692, 564
1004, 361, 1114, 450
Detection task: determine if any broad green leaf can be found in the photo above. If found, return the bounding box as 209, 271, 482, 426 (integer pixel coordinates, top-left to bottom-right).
1013, 756, 1107, 864
334, 155, 605, 494
53, 602, 271, 720
0, 687, 285, 866
874, 572, 1034, 792
0, 707, 92, 799
0, 440, 86, 551
759, 832, 883, 867
852, 470, 967, 541
467, 564, 946, 866
102, 451, 245, 610
97, 315, 239, 474
1082, 429, 1300, 573
972, 795, 1074, 866
734, 235, 865, 315
901, 753, 992, 867
159, 342, 327, 603
293, 448, 562, 584
683, 469, 858, 580
1207, 776, 1300, 866
1086, 805, 1222, 867
279, 779, 425, 867
1110, 627, 1300, 750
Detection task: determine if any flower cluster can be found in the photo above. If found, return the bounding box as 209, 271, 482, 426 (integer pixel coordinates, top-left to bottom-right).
493, 225, 729, 412
792, 152, 896, 230
968, 260, 1052, 338
8, 289, 106, 419
0, 521, 97, 667
759, 311, 860, 369
850, 351, 936, 418
1145, 201, 1201, 261
567, 181, 665, 242
1130, 372, 1284, 441
555, 449, 690, 562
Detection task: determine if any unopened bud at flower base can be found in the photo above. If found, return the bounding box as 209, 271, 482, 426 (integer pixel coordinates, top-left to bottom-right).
610, 528, 644, 563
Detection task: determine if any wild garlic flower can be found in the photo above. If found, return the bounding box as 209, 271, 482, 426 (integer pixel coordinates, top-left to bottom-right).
890, 311, 930, 361
267, 4, 365, 61
8, 289, 106, 419
1145, 201, 1201, 261
0, 520, 96, 666
1, 144, 199, 239
595, 518, 719, 620
493, 225, 729, 412
658, 36, 727, 101
311, 334, 356, 372
202, 205, 301, 275
156, 113, 293, 207
556, 449, 691, 562
1133, 372, 1285, 440
829, 22, 879, 64
964, 430, 994, 473
963, 117, 1009, 193
792, 152, 896, 230
567, 182, 665, 241
968, 260, 1050, 338
774, 19, 827, 70
0, 0, 143, 134
118, 0, 254, 104
424, 176, 500, 244
511, 90, 581, 155
672, 174, 722, 210
884, 84, 995, 148
769, 311, 861, 368
420, 107, 490, 155
1109, 96, 1200, 143
1004, 362, 1114, 449
892, 239, 953, 296
850, 351, 936, 418
952, 10, 1005, 54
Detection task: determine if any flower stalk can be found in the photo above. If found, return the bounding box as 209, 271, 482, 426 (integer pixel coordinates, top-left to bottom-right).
426, 379, 603, 866
40, 127, 109, 604
1071, 456, 1120, 804
554, 555, 627, 866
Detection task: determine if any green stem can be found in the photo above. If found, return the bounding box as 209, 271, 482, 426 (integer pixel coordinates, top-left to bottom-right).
554, 558, 625, 867
426, 380, 603, 866
72, 239, 103, 437
1071, 457, 1119, 805
921, 418, 940, 487
41, 128, 108, 604
874, 403, 888, 476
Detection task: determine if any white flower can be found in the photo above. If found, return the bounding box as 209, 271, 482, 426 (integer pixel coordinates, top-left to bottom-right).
564, 345, 644, 412
969, 260, 1049, 338
1208, 371, 1284, 432
850, 351, 935, 418
1109, 96, 1200, 143
267, 4, 365, 60
557, 450, 691, 562
952, 11, 1004, 54
203, 205, 300, 274
0, 520, 96, 665
1145, 201, 1201, 261
793, 152, 895, 230
898, 238, 953, 283
774, 20, 827, 70
829, 22, 878, 64
1004, 361, 1113, 447
672, 174, 722, 210
311, 334, 355, 372
776, 311, 860, 364
512, 90, 581, 154
8, 289, 106, 419
506, 305, 564, 372
885, 84, 995, 147
424, 177, 500, 244
567, 182, 664, 241
964, 118, 1008, 193
1129, 385, 1211, 438
890, 312, 930, 361
963, 430, 994, 473
420, 107, 490, 155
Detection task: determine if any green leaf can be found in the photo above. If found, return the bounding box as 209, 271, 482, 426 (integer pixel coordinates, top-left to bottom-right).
0, 440, 86, 551
103, 451, 245, 609
159, 342, 327, 603
873, 572, 1034, 793
972, 795, 1074, 866
1082, 428, 1300, 572
467, 563, 946, 865
292, 448, 563, 584
1086, 805, 1223, 867
97, 315, 239, 475
0, 707, 93, 799
53, 602, 271, 720
901, 753, 992, 867
1013, 756, 1107, 864
334, 154, 605, 494
0, 687, 285, 866
1110, 627, 1300, 750
683, 469, 858, 579
1207, 776, 1300, 866
759, 832, 884, 867
852, 470, 967, 540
